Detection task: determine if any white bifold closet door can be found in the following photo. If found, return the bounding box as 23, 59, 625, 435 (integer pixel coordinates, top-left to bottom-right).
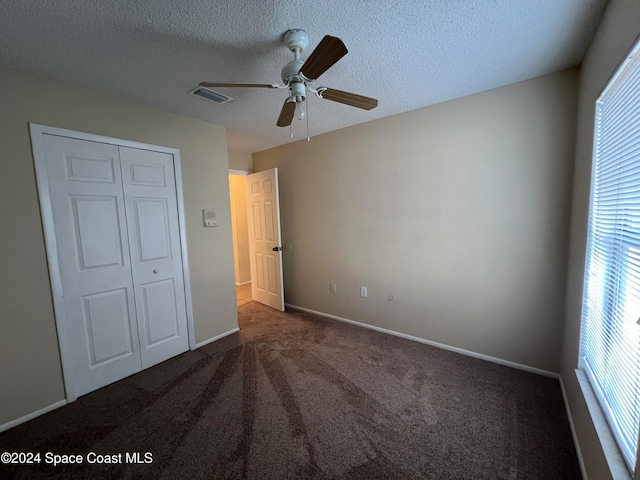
43, 135, 189, 398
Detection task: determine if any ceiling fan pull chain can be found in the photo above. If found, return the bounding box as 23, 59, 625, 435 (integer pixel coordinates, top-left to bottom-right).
290, 123, 293, 139
306, 99, 310, 141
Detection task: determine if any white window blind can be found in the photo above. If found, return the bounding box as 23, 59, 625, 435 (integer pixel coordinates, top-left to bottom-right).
580, 38, 640, 471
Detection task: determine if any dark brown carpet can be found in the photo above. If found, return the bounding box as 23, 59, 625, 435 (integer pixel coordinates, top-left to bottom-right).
0, 302, 581, 479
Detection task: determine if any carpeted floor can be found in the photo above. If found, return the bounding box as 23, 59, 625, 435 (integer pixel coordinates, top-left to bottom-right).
0, 302, 581, 479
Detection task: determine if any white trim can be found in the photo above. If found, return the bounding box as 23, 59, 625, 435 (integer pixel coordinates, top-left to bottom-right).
598, 35, 640, 102
0, 400, 67, 434
285, 303, 559, 379
31, 124, 185, 153
235, 281, 251, 286
575, 369, 632, 480
29, 123, 197, 398
229, 169, 251, 176
560, 376, 588, 480
173, 151, 197, 350
272, 168, 285, 312
195, 327, 240, 348
30, 124, 79, 402
577, 34, 640, 478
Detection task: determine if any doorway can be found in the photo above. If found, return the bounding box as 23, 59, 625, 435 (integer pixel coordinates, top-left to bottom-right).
229, 168, 285, 311
229, 171, 252, 307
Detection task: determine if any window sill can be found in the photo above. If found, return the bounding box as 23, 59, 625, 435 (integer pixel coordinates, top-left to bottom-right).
575, 369, 633, 480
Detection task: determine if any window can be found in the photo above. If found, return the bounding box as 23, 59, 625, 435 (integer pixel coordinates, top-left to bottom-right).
580, 37, 640, 472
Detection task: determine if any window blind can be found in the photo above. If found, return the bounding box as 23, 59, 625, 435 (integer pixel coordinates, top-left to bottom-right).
580, 39, 640, 471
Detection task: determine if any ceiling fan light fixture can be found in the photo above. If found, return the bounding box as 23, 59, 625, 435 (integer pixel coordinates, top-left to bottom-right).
290, 81, 306, 100
295, 100, 306, 120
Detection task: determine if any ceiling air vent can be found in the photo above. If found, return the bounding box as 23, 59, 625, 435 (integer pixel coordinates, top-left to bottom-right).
189, 86, 234, 104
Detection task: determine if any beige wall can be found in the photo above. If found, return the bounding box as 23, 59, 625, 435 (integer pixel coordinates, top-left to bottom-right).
229, 175, 251, 284
254, 69, 578, 373
561, 1, 640, 478
0, 65, 237, 427
228, 150, 253, 172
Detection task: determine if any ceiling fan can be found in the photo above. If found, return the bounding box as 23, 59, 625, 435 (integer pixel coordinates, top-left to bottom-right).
199, 29, 378, 129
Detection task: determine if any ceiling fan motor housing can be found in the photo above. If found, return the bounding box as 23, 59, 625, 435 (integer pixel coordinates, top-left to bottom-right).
281, 60, 305, 85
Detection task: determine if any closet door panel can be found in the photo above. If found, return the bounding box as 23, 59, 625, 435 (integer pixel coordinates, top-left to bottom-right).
120, 146, 189, 369
42, 135, 142, 398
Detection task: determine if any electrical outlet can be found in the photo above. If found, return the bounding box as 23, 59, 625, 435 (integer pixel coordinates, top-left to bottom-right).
360, 286, 367, 298
330, 282, 336, 293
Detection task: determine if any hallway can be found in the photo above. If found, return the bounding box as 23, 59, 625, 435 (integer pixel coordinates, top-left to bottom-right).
236, 283, 252, 307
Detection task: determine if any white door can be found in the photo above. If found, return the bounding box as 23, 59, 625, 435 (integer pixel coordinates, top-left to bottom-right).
43, 135, 142, 397
39, 133, 190, 398
120, 146, 189, 369
246, 168, 285, 311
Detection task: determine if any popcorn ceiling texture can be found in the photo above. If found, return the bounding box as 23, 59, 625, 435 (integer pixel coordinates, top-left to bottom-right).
0, 0, 605, 153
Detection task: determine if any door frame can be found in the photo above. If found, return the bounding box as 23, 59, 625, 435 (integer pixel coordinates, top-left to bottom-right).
228, 169, 251, 176
229, 169, 252, 288
30, 123, 196, 402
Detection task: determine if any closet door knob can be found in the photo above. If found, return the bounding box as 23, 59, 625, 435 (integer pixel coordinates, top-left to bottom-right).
153, 269, 159, 274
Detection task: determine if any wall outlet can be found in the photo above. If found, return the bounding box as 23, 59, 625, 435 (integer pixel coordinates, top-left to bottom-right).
360, 286, 367, 298
330, 282, 336, 293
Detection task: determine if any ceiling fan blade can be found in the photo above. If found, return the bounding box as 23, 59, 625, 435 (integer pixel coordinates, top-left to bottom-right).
319, 88, 378, 110
277, 100, 296, 127
299, 35, 348, 81
199, 82, 277, 88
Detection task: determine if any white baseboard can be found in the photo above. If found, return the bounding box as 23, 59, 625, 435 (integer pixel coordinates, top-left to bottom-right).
559, 376, 588, 480
285, 303, 559, 379
235, 281, 251, 286
0, 399, 67, 434
195, 327, 240, 349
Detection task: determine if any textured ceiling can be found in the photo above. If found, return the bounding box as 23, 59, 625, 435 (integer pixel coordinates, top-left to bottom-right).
1, 0, 607, 153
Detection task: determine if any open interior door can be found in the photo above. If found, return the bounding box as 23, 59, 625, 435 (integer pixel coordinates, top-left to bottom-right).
246, 168, 285, 311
